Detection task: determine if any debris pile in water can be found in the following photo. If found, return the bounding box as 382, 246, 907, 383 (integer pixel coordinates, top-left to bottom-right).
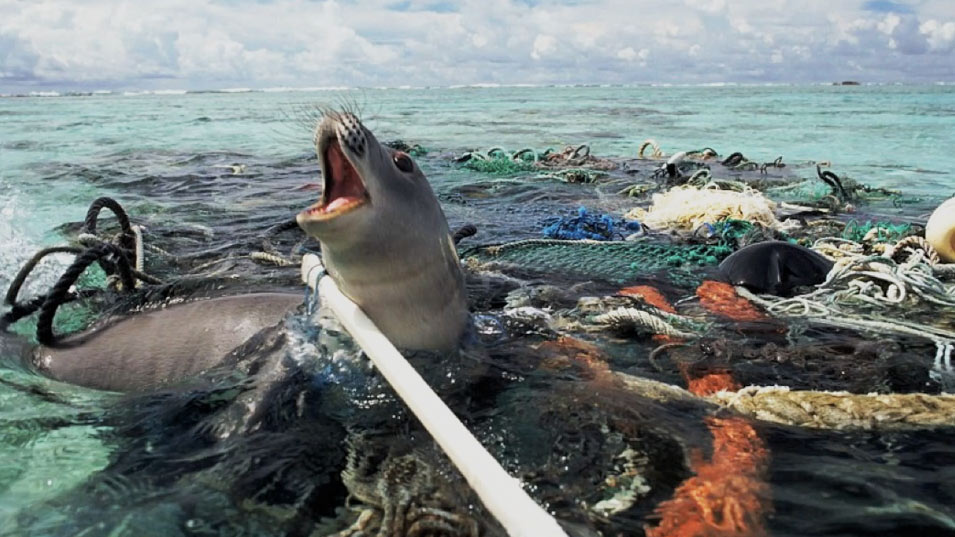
5, 133, 955, 537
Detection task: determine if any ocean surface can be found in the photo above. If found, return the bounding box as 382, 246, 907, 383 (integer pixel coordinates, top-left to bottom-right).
1, 85, 954, 536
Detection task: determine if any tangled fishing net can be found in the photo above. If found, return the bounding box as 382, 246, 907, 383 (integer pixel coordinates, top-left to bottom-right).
456, 144, 617, 176
729, 235, 955, 346
541, 207, 641, 241
538, 144, 617, 170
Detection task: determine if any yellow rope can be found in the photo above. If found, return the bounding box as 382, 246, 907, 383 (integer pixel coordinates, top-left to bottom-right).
625, 184, 781, 230
709, 386, 955, 430
637, 139, 664, 159
614, 373, 955, 430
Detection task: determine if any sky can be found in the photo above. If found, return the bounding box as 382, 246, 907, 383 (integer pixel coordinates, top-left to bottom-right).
0, 0, 953, 92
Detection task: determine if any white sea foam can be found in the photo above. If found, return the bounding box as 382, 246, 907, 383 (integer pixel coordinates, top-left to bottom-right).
0, 190, 73, 299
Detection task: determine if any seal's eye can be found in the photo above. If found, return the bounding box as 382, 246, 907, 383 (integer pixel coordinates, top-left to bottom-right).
393, 152, 414, 173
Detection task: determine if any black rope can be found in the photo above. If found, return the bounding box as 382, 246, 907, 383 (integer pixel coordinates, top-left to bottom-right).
83, 196, 139, 277
261, 218, 303, 254
816, 165, 850, 201
4, 246, 83, 306
721, 152, 745, 166
1, 295, 48, 327
452, 224, 478, 245
84, 196, 133, 238
1, 290, 100, 328
572, 144, 591, 159
36, 243, 135, 345
759, 156, 785, 174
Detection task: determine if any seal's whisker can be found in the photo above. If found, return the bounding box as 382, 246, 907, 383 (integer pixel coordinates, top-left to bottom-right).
270, 105, 321, 147
334, 93, 364, 121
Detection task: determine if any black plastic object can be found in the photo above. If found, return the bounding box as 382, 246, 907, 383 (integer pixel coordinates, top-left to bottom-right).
717, 241, 833, 296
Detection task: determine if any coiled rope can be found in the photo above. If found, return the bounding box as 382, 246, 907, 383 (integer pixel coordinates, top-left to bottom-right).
637, 139, 664, 159
2, 198, 163, 335
36, 243, 135, 345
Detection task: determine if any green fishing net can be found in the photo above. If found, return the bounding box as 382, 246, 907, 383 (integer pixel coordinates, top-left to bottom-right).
765, 180, 833, 202
462, 157, 536, 175
461, 239, 733, 287
841, 220, 913, 242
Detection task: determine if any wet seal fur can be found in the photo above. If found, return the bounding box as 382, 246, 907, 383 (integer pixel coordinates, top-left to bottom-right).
296, 111, 468, 351
718, 241, 833, 296
29, 293, 302, 392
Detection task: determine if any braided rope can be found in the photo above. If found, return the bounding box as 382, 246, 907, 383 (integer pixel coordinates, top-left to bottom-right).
614, 372, 955, 430
709, 386, 955, 430
36, 243, 135, 345
594, 308, 695, 338
637, 139, 664, 159
250, 251, 297, 267
4, 246, 83, 306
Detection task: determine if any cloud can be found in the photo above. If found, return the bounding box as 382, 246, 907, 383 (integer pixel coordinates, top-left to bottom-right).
921, 19, 955, 51
0, 0, 952, 91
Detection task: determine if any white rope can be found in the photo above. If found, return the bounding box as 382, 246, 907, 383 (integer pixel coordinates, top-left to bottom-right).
931, 341, 955, 392
301, 254, 568, 537
130, 225, 145, 288
250, 251, 297, 267
131, 225, 144, 273
736, 286, 955, 343
595, 307, 695, 338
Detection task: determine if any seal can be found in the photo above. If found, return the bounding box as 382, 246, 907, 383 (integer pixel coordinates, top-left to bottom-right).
717, 241, 833, 296
296, 111, 468, 351
31, 293, 302, 392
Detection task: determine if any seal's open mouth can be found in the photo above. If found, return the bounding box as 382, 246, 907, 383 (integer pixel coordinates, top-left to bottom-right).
303, 137, 369, 220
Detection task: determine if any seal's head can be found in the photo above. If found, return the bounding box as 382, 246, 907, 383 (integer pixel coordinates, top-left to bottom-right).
296, 111, 468, 351
298, 111, 432, 247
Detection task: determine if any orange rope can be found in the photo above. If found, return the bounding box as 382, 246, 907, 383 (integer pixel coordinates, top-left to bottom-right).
647, 415, 770, 537
696, 281, 768, 322
537, 336, 612, 383
548, 284, 772, 536
687, 371, 739, 396
620, 285, 678, 314
643, 282, 772, 537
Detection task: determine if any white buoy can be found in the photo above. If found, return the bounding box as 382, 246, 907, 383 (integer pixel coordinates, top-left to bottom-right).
301, 254, 569, 537
926, 197, 955, 263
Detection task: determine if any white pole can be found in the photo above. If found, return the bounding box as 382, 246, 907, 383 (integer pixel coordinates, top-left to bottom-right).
302, 254, 568, 537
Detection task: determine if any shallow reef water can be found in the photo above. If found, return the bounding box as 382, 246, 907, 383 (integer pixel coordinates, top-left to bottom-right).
1, 86, 954, 536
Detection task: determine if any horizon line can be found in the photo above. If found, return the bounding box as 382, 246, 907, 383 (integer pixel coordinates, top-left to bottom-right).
3, 80, 955, 98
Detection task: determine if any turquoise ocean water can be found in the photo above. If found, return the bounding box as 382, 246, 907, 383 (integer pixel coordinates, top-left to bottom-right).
1, 85, 954, 536
3, 85, 953, 253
